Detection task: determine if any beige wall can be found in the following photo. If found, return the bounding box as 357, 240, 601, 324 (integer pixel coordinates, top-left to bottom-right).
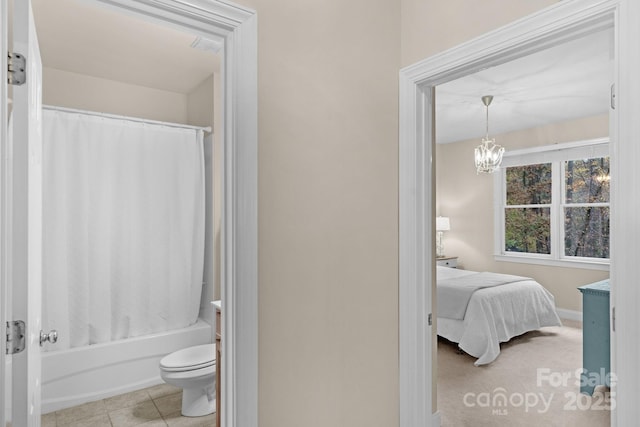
436, 115, 610, 312
186, 74, 215, 129
43, 67, 188, 124
400, 0, 557, 67
238, 0, 572, 424
233, 0, 400, 426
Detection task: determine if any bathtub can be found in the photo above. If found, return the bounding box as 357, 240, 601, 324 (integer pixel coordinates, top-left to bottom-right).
41, 318, 212, 414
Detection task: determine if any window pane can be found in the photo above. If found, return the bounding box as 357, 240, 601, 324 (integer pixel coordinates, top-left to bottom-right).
565, 157, 610, 203
565, 206, 610, 258
505, 207, 551, 254
506, 164, 552, 205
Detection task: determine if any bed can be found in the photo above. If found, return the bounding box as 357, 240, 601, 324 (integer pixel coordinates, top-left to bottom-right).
437, 265, 562, 366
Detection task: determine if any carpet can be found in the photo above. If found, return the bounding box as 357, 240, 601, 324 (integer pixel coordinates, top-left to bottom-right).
437, 320, 611, 426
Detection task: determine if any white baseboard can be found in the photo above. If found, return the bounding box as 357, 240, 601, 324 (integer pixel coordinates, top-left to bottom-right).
432, 411, 441, 426
556, 308, 582, 322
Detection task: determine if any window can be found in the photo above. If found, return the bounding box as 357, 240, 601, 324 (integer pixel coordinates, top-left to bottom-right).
505, 163, 552, 254
494, 139, 609, 269
564, 157, 610, 258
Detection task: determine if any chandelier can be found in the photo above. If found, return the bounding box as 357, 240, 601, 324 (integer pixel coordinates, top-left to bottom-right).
474, 95, 505, 174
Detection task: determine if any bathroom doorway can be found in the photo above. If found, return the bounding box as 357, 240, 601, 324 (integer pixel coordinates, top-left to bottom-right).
0, 1, 257, 426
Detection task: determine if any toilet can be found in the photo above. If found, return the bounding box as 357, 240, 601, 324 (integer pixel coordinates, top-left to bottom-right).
159, 343, 216, 417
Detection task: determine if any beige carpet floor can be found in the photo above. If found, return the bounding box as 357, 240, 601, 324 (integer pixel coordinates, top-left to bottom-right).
437, 320, 612, 427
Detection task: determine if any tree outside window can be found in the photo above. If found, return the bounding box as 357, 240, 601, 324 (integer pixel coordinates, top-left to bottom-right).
564, 157, 610, 258
505, 164, 552, 254
502, 157, 610, 261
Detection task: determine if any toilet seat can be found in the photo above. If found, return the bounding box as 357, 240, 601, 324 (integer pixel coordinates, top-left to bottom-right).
160, 344, 216, 373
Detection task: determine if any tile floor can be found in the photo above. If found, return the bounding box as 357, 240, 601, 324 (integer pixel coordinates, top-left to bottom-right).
39, 383, 216, 427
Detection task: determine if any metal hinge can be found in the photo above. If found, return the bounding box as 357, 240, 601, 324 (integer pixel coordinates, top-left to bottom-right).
612, 306, 616, 332
428, 313, 432, 326
8, 52, 26, 86
6, 320, 26, 354
610, 84, 616, 110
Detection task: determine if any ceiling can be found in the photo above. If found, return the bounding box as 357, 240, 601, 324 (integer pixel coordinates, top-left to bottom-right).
31, 0, 221, 94
30, 1, 611, 139
436, 28, 614, 144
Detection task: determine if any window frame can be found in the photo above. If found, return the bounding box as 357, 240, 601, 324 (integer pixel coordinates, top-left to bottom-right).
493, 138, 610, 271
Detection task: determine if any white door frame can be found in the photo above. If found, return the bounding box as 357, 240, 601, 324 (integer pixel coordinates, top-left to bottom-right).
0, 0, 9, 423
91, 1, 258, 426
399, 0, 640, 426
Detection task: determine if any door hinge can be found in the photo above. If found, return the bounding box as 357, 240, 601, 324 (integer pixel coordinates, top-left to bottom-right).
8, 52, 26, 86
610, 83, 616, 110
428, 313, 433, 326
611, 306, 615, 332
6, 320, 26, 355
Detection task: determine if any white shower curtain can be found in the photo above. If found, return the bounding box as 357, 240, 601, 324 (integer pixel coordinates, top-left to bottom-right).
42, 108, 205, 351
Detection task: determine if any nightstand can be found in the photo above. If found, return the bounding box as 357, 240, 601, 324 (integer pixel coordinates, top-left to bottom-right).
436, 256, 458, 268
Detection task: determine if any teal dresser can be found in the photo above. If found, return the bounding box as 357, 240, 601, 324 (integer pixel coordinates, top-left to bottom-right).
578, 279, 610, 395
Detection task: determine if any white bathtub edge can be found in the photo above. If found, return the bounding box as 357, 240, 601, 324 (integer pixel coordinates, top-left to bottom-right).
42, 319, 212, 414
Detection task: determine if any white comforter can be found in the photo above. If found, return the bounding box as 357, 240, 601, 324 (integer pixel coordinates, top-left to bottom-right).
437, 266, 562, 366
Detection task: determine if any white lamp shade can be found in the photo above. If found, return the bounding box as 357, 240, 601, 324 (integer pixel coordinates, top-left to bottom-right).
436, 216, 450, 231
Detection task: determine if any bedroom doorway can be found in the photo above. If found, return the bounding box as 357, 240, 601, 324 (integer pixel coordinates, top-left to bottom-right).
433, 26, 612, 426
399, 0, 640, 426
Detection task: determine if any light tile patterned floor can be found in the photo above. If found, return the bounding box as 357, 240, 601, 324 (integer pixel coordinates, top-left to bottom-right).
39, 383, 216, 427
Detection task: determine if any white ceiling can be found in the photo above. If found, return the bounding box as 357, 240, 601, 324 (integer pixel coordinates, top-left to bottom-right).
436, 28, 614, 144
31, 0, 221, 94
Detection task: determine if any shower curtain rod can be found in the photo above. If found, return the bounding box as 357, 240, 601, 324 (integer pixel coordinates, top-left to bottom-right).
43, 105, 212, 134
